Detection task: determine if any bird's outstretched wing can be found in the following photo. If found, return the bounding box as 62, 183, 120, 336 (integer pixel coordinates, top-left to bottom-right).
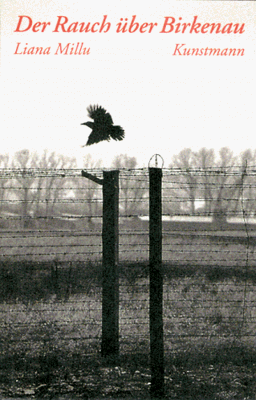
87, 105, 114, 126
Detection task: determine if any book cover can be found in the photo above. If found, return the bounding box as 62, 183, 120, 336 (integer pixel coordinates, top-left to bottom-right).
1, 1, 256, 399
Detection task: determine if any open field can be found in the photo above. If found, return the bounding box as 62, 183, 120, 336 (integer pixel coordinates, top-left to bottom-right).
1, 226, 256, 398
1, 255, 256, 399
1, 228, 256, 266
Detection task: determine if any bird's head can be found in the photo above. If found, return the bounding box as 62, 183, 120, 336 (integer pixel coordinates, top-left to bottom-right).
81, 121, 94, 129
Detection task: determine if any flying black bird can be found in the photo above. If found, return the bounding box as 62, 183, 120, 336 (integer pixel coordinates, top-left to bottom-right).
81, 105, 125, 146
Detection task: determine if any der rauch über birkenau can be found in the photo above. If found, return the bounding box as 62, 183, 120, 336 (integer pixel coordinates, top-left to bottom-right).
13, 15, 246, 56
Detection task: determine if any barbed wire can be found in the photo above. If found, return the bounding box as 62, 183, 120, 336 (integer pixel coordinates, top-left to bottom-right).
1, 166, 256, 366
2, 166, 256, 177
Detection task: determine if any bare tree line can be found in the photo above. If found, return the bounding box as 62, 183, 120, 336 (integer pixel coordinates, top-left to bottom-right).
168, 147, 256, 220
0, 150, 76, 228
1, 147, 256, 229
0, 150, 147, 228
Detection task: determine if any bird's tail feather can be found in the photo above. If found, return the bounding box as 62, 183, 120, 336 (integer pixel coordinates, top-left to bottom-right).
111, 126, 125, 141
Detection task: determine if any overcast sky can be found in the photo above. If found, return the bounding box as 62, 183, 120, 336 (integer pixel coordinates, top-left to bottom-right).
2, 0, 256, 168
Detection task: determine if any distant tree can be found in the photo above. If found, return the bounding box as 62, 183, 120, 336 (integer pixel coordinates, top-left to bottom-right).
170, 148, 198, 214
11, 149, 38, 227
0, 154, 10, 213
193, 148, 215, 215
33, 150, 77, 220
232, 149, 256, 217
77, 154, 103, 224
111, 154, 147, 216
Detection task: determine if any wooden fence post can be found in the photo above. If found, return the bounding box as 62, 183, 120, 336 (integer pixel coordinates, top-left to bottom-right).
149, 167, 164, 398
101, 170, 119, 358
81, 169, 119, 358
